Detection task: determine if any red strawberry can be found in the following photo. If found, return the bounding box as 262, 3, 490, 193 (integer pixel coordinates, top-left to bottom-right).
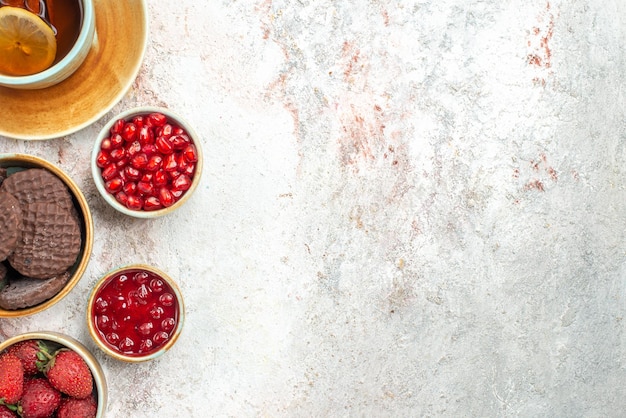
0, 353, 23, 405
17, 378, 61, 418
42, 350, 93, 399
56, 396, 97, 418
0, 405, 17, 418
6, 340, 47, 376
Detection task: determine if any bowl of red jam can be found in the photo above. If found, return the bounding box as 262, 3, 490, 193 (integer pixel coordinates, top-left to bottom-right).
86, 264, 184, 362
91, 106, 203, 218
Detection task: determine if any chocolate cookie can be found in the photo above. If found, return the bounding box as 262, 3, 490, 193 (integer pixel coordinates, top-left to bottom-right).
0, 191, 23, 262
0, 271, 70, 310
0, 168, 74, 212
8, 202, 81, 279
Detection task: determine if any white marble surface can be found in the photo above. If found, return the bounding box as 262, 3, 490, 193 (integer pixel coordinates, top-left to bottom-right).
2, 0, 626, 416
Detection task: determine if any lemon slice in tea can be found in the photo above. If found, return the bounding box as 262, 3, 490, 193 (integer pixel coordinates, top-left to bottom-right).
0, 6, 57, 76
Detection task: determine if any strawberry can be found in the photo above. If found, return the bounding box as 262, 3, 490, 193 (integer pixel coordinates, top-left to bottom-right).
55, 396, 97, 418
42, 350, 93, 399
0, 405, 17, 418
17, 378, 61, 418
6, 340, 48, 376
0, 352, 24, 405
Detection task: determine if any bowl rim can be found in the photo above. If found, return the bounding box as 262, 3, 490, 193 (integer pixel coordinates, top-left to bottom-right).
86, 263, 185, 363
0, 153, 94, 318
91, 106, 203, 218
0, 331, 107, 418
0, 0, 96, 87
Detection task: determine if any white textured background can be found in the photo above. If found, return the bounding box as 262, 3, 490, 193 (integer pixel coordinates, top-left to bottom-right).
2, 0, 626, 416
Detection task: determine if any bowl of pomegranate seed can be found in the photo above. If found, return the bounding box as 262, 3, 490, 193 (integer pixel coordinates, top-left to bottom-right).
86, 264, 185, 363
0, 331, 107, 418
91, 106, 203, 218
0, 153, 94, 318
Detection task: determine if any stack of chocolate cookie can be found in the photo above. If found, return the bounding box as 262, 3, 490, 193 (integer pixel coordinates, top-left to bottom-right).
0, 168, 83, 310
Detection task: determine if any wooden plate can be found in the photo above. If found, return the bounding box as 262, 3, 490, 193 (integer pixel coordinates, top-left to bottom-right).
0, 0, 148, 140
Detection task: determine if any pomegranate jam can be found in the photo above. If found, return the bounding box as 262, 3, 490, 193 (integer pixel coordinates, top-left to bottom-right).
91, 268, 180, 357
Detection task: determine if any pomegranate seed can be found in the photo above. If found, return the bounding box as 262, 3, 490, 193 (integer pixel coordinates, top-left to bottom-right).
133, 115, 144, 129
101, 164, 118, 181
168, 170, 181, 180
172, 126, 185, 135
146, 155, 163, 171
141, 172, 153, 183
110, 133, 124, 148
110, 147, 126, 161
153, 331, 169, 345
171, 189, 184, 198
158, 124, 173, 139
170, 135, 188, 150
155, 136, 174, 155
101, 137, 113, 151
176, 152, 189, 171
144, 196, 163, 211
124, 166, 141, 181
111, 119, 125, 135
96, 151, 111, 168
123, 182, 137, 195
142, 143, 158, 156
158, 187, 175, 207
116, 157, 129, 169
127, 140, 142, 157
111, 191, 126, 208
172, 174, 192, 191
163, 154, 177, 171
105, 177, 124, 194
137, 181, 155, 196
131, 153, 149, 170
183, 144, 198, 162
182, 163, 195, 176
161, 317, 176, 332
126, 195, 143, 210
122, 122, 138, 142
139, 125, 154, 145
154, 170, 168, 186
148, 112, 167, 127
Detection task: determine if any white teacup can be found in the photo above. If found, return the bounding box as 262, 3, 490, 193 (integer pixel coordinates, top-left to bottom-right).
0, 0, 95, 89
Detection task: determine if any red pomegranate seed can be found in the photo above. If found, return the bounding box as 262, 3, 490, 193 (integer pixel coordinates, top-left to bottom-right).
158, 188, 175, 207
183, 144, 198, 162
148, 112, 167, 127
123, 182, 137, 195
141, 172, 153, 183
127, 140, 142, 157
116, 157, 129, 169
159, 124, 173, 139
170, 134, 189, 150
139, 125, 154, 145
101, 137, 113, 151
131, 153, 149, 170
105, 177, 124, 194
110, 147, 126, 161
171, 189, 184, 198
126, 195, 143, 210
133, 115, 144, 129
153, 331, 169, 345
168, 170, 181, 180
142, 143, 158, 156
101, 164, 118, 181
154, 170, 168, 187
137, 181, 155, 196
155, 136, 174, 155
146, 155, 163, 171
96, 151, 111, 168
111, 118, 125, 135
172, 174, 192, 191
144, 196, 163, 211
110, 133, 124, 148
124, 166, 141, 181
163, 154, 177, 171
172, 126, 185, 135
122, 122, 138, 142
115, 191, 129, 205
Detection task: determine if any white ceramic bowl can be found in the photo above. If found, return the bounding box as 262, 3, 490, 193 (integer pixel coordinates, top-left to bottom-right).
87, 264, 185, 363
0, 0, 96, 89
91, 106, 203, 218
0, 331, 107, 418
